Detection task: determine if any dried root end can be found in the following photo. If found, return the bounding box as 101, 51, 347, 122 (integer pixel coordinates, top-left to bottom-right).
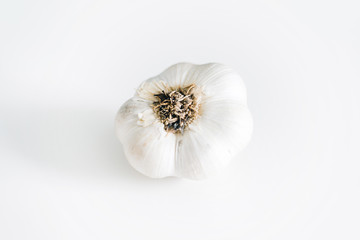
152, 84, 200, 134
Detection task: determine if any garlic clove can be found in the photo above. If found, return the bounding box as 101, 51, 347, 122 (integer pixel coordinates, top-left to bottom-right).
175, 101, 252, 179
116, 97, 176, 178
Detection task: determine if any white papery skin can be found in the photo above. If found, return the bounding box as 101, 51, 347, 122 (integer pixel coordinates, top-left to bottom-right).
115, 63, 253, 179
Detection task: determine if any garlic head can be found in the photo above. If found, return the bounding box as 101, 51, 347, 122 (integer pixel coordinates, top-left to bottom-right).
115, 63, 253, 180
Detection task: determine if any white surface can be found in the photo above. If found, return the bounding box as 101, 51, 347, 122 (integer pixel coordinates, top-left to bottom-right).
0, 0, 359, 239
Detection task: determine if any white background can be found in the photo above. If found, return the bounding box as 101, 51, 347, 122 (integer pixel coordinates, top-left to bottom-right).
0, 0, 359, 239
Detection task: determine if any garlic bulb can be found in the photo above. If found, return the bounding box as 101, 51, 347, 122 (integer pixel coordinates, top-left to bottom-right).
115, 63, 253, 180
